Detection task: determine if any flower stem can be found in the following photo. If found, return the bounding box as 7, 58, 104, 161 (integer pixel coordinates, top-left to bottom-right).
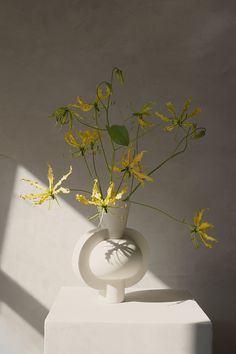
69, 188, 90, 194
74, 117, 106, 131
129, 200, 190, 226
83, 155, 93, 180
116, 172, 127, 194
94, 110, 110, 173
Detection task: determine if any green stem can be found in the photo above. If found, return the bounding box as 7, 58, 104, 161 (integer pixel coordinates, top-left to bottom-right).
83, 155, 93, 180
116, 172, 127, 194
95, 110, 110, 173
135, 124, 140, 153
129, 200, 190, 226
130, 123, 140, 195
110, 142, 116, 181
104, 104, 116, 181
74, 117, 106, 131
69, 188, 90, 194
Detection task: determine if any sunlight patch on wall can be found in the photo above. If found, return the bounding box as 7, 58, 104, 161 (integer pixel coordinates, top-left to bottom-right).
1, 165, 93, 308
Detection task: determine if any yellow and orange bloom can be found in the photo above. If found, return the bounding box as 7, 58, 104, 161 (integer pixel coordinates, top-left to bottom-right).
114, 148, 153, 186
190, 208, 217, 248
20, 165, 72, 205
76, 179, 127, 212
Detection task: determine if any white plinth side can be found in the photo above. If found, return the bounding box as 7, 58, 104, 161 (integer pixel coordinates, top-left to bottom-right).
44, 287, 212, 354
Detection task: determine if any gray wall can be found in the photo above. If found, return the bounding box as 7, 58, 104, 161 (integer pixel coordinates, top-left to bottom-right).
0, 1, 236, 353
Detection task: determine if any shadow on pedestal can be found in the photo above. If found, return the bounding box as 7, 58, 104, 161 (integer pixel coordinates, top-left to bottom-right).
125, 289, 192, 303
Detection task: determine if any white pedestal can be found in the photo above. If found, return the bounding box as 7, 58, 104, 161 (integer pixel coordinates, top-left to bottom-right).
44, 287, 212, 354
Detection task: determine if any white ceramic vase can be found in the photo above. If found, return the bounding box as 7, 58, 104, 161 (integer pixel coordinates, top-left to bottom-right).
72, 203, 149, 303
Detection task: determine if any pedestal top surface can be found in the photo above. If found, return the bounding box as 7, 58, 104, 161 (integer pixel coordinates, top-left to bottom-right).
45, 287, 211, 325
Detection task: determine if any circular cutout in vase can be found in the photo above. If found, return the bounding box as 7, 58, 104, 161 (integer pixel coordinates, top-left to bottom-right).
72, 204, 149, 303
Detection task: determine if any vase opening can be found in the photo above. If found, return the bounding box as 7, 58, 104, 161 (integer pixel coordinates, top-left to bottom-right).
98, 202, 130, 239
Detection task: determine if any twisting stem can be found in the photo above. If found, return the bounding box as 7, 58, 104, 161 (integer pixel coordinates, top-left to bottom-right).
129, 200, 191, 227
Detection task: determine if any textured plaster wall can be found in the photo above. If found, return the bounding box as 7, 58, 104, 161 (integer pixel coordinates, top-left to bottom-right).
0, 1, 235, 353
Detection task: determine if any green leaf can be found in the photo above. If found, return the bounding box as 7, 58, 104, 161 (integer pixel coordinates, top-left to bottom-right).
114, 68, 124, 84
106, 125, 129, 146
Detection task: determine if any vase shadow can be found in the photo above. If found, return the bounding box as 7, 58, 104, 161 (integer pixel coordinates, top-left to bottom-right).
125, 289, 192, 303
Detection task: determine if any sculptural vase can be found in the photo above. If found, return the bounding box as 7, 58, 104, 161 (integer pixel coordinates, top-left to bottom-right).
72, 203, 149, 303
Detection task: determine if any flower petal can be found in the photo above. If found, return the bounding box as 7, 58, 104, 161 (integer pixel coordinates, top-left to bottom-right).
193, 208, 208, 226
199, 222, 214, 232
48, 164, 54, 190
54, 187, 70, 195
65, 131, 81, 148
105, 181, 116, 205
132, 151, 144, 165
91, 179, 102, 202
54, 166, 72, 190
116, 185, 127, 200
76, 195, 90, 205
76, 96, 94, 112
21, 179, 46, 191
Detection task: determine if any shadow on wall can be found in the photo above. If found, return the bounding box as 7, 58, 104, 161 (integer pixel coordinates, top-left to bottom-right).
0, 271, 48, 336
0, 157, 48, 336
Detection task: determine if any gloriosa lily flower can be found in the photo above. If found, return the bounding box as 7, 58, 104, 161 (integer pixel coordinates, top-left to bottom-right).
156, 97, 202, 133
132, 102, 155, 129
20, 165, 72, 205
76, 82, 112, 112
65, 130, 99, 155
191, 208, 217, 248
114, 148, 153, 185
76, 179, 127, 212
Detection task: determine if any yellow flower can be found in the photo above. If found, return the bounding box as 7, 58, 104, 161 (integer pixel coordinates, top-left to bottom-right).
133, 102, 155, 129
76, 83, 112, 112
20, 165, 72, 205
191, 208, 217, 248
138, 117, 153, 129
156, 98, 202, 133
76, 96, 94, 112
76, 179, 127, 212
65, 131, 81, 149
79, 130, 99, 146
65, 130, 99, 154
114, 148, 153, 186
